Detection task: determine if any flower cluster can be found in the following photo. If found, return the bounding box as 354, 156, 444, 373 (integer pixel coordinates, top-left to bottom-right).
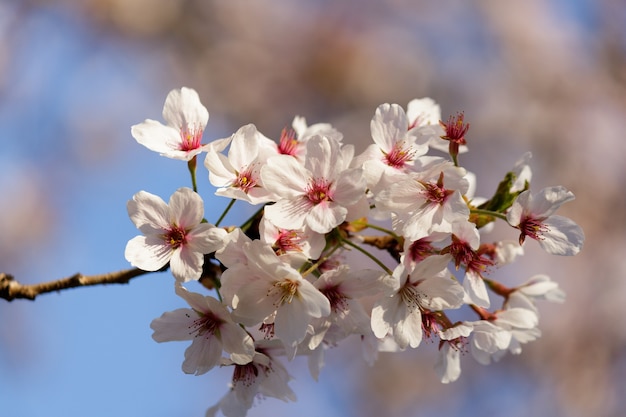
126, 88, 584, 416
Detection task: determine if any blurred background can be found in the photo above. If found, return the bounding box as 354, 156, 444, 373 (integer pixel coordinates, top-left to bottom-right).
0, 0, 625, 416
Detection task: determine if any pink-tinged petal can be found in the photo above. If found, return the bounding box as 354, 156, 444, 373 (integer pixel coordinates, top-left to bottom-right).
440, 323, 473, 340
371, 303, 393, 339
393, 303, 421, 349
162, 87, 209, 130
125, 235, 171, 271
186, 225, 227, 254
463, 270, 490, 308
170, 247, 203, 282
435, 343, 461, 384
181, 335, 222, 375
540, 215, 584, 256
306, 202, 346, 234
370, 103, 410, 151
174, 285, 211, 313
263, 197, 311, 231
229, 124, 261, 169
205, 150, 237, 187
528, 186, 575, 219
496, 308, 538, 329
150, 308, 196, 342
127, 190, 170, 234
232, 278, 280, 326
220, 325, 255, 365
418, 276, 465, 311
261, 155, 309, 197
408, 254, 449, 281
296, 279, 331, 318
168, 187, 204, 228
274, 300, 313, 348
131, 120, 181, 155
506, 191, 530, 227
304, 135, 339, 179
333, 168, 366, 206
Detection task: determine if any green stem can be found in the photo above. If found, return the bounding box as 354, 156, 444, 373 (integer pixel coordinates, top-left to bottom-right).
187, 156, 198, 193
470, 208, 508, 221
300, 242, 342, 278
365, 223, 399, 238
341, 237, 393, 275
215, 199, 236, 227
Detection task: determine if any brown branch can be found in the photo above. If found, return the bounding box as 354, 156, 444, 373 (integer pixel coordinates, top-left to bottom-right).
0, 268, 154, 302
360, 235, 404, 263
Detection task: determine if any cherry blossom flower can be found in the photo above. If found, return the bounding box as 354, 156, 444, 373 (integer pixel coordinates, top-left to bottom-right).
272, 116, 343, 161
259, 217, 325, 260
371, 255, 464, 349
262, 135, 366, 234
204, 124, 276, 204
150, 285, 254, 375
506, 274, 565, 313
375, 157, 470, 240
353, 103, 429, 192
131, 87, 210, 161
506, 186, 584, 256
466, 307, 539, 365
124, 187, 226, 282
441, 221, 493, 308
406, 97, 451, 152
219, 240, 331, 354
309, 265, 397, 349
206, 341, 296, 417
435, 323, 472, 384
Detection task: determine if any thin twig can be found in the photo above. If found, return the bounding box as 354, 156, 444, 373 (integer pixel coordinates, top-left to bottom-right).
0, 268, 154, 302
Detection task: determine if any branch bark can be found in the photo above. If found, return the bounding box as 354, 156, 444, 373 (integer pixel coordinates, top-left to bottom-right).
0, 268, 153, 302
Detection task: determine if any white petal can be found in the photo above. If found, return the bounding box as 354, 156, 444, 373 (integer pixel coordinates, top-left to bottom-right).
261, 155, 309, 198
170, 247, 203, 282
125, 235, 171, 271
263, 197, 310, 231
181, 335, 222, 375
127, 190, 170, 234
528, 186, 575, 218
496, 308, 538, 329
131, 120, 181, 154
169, 187, 204, 228
162, 87, 209, 130
462, 270, 490, 308
150, 308, 196, 342
540, 215, 584, 256
306, 202, 346, 234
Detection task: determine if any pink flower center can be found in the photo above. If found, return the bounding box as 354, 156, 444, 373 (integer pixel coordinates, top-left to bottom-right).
306, 178, 333, 205
275, 229, 304, 254
278, 127, 299, 156
383, 142, 415, 169
234, 166, 258, 193
179, 125, 204, 151
186, 310, 225, 338
440, 113, 469, 145
443, 236, 493, 273
233, 362, 265, 387
407, 239, 436, 263
421, 310, 442, 339
165, 225, 187, 249
518, 217, 549, 245
422, 173, 453, 205
321, 285, 348, 313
